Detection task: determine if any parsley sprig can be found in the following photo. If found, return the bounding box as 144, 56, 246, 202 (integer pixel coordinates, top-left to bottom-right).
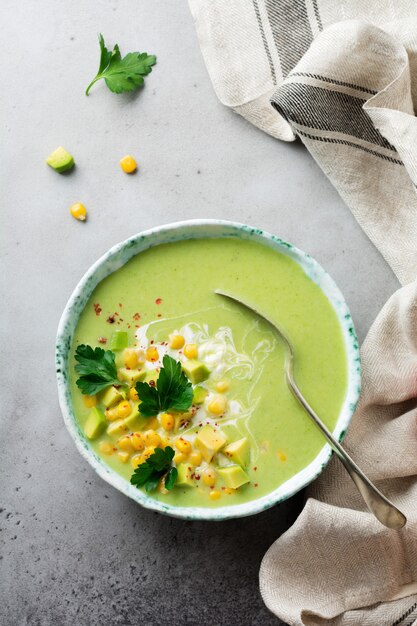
86, 34, 156, 95
135, 354, 193, 417
130, 446, 177, 492
74, 344, 119, 395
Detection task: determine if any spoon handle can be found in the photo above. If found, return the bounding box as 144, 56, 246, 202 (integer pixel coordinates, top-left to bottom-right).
288, 376, 406, 530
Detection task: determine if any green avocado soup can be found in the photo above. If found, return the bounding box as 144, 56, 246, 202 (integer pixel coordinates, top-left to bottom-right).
70, 238, 347, 508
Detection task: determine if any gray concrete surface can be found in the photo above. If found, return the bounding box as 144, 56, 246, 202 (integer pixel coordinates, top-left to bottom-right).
0, 1, 400, 625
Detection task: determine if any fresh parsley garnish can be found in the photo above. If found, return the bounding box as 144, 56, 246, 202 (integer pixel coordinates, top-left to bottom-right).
135, 354, 193, 417
86, 34, 156, 95
130, 446, 178, 492
74, 344, 119, 395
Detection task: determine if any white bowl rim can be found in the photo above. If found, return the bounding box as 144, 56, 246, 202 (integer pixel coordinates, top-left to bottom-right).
56, 219, 361, 521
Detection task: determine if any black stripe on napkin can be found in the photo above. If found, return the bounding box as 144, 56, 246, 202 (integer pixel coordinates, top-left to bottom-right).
252, 0, 277, 84
297, 130, 403, 165
265, 0, 313, 78
290, 72, 378, 95
272, 82, 396, 151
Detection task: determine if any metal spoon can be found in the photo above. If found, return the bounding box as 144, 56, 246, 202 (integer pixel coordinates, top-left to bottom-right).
215, 289, 406, 530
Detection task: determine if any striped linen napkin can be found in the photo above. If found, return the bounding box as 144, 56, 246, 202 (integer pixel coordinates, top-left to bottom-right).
188, 1, 417, 624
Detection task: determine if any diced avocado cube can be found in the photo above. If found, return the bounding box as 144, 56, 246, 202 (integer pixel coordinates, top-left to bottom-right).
173, 410, 193, 431
222, 438, 250, 468
100, 385, 123, 409
217, 465, 250, 489
123, 404, 148, 432
117, 368, 146, 385
144, 370, 159, 385
195, 425, 226, 463
46, 146, 74, 173
192, 385, 208, 405
107, 419, 129, 438
176, 463, 194, 487
84, 407, 107, 440
182, 360, 210, 385
110, 331, 128, 351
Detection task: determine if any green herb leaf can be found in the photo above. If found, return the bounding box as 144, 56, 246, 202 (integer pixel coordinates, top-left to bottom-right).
165, 467, 178, 491
74, 344, 119, 395
135, 355, 193, 417
86, 33, 156, 95
130, 446, 177, 492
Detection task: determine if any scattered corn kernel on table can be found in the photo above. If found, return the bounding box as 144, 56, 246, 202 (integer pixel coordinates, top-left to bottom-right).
0, 1, 400, 624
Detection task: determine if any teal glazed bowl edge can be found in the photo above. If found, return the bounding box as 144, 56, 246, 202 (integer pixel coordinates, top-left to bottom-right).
56, 219, 361, 521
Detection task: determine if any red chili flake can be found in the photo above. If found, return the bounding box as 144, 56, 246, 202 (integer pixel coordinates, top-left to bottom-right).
133, 312, 141, 321
157, 314, 162, 318
149, 380, 156, 387
93, 303, 102, 316
135, 324, 140, 328
195, 475, 201, 481
254, 483, 259, 488
118, 303, 123, 308
150, 340, 154, 344
253, 466, 257, 471
127, 324, 131, 329
119, 318, 124, 322
98, 337, 107, 344
107, 315, 116, 324
155, 298, 162, 305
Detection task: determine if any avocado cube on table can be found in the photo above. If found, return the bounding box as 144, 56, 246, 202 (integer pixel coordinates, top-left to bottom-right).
118, 368, 146, 385
100, 385, 123, 409
123, 404, 148, 431
192, 385, 208, 405
176, 463, 194, 487
182, 360, 210, 385
46, 146, 74, 173
110, 331, 128, 351
217, 465, 250, 489
222, 438, 250, 468
195, 425, 226, 462
84, 407, 107, 440
107, 419, 129, 438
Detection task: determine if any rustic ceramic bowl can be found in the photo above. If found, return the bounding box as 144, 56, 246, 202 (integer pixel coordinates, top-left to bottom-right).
56, 220, 361, 520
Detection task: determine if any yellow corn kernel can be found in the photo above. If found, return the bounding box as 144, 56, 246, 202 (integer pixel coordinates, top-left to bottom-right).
142, 446, 156, 461
105, 406, 120, 422
146, 346, 159, 362
99, 441, 114, 455
202, 467, 216, 487
223, 487, 234, 495
70, 202, 87, 222
118, 451, 130, 463
156, 478, 168, 495
148, 417, 159, 430
159, 437, 171, 449
277, 451, 287, 462
169, 334, 185, 350
174, 452, 187, 464
160, 412, 175, 431
120, 155, 137, 174
129, 387, 139, 401
123, 348, 138, 369
209, 490, 221, 501
183, 343, 198, 359
207, 394, 227, 416
118, 436, 134, 452
215, 380, 230, 393
189, 451, 202, 466
131, 453, 144, 469
83, 394, 97, 408
131, 432, 145, 451
144, 430, 161, 447
117, 400, 132, 418
175, 437, 192, 454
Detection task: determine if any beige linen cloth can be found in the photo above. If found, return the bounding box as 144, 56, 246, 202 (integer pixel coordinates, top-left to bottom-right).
188, 1, 417, 624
